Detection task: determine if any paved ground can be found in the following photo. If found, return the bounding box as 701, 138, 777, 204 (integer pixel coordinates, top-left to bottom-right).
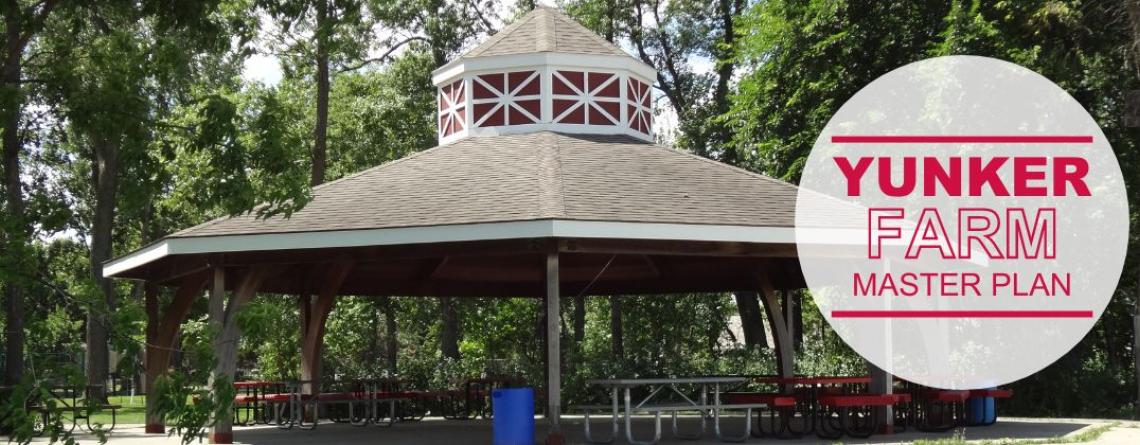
27, 417, 1140, 444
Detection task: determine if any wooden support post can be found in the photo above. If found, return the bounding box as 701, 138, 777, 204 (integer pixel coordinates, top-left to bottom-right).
869, 361, 894, 434
143, 284, 161, 434
206, 266, 229, 444
208, 266, 268, 444
782, 290, 795, 350
299, 262, 353, 398
757, 271, 794, 384
145, 275, 206, 434
545, 252, 564, 445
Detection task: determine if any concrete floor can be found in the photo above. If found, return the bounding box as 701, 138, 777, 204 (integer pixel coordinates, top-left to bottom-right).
26, 416, 1140, 444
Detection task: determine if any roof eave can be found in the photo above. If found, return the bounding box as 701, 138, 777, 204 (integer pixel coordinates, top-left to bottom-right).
102, 219, 803, 280
432, 52, 657, 86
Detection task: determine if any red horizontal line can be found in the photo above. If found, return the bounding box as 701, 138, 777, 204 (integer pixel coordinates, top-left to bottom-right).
831, 310, 1094, 319
831, 135, 1093, 144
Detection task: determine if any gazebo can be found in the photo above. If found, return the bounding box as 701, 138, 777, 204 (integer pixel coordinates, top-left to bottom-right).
103, 6, 810, 444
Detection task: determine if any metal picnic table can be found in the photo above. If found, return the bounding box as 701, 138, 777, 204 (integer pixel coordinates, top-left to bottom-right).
233, 381, 280, 425
582, 377, 760, 444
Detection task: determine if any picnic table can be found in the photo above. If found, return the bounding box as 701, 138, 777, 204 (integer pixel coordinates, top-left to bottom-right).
580, 377, 763, 444
440, 376, 526, 420
747, 375, 878, 438
232, 381, 281, 425
3, 384, 120, 435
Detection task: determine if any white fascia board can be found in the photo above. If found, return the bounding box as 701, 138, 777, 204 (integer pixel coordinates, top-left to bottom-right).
102, 241, 171, 278
102, 220, 796, 278
465, 122, 654, 142
432, 53, 657, 86
551, 220, 795, 244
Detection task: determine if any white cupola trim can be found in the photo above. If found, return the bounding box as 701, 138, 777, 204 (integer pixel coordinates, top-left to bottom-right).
431, 7, 657, 145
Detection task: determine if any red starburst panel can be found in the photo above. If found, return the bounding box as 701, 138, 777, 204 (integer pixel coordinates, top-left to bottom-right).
471, 71, 541, 127
552, 70, 620, 126
627, 78, 652, 135
438, 80, 466, 137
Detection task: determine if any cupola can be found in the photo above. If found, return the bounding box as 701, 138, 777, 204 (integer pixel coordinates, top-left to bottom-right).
431, 6, 657, 144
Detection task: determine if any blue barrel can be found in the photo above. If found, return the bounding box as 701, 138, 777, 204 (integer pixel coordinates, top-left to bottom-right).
492, 387, 534, 445
967, 390, 996, 425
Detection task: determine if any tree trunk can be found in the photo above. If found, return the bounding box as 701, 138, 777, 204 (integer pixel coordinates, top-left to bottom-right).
734, 291, 768, 350
311, 0, 330, 186
367, 298, 380, 365
711, 0, 743, 165
383, 296, 397, 374
440, 297, 460, 360
609, 296, 623, 358
86, 137, 119, 401
573, 295, 585, 343
1, 4, 26, 388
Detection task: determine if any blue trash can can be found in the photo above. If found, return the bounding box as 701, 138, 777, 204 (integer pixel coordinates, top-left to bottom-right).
492, 387, 534, 445
968, 389, 996, 425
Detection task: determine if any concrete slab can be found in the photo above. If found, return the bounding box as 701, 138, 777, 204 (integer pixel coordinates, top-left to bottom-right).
27, 417, 1138, 444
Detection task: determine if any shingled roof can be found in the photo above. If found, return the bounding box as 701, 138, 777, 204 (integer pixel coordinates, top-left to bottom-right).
104, 8, 809, 282
171, 132, 797, 239
437, 6, 638, 72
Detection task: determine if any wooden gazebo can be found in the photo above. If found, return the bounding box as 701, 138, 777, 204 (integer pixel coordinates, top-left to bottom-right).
104, 7, 809, 444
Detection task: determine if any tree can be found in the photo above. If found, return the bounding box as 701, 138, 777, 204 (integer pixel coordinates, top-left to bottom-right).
564, 0, 757, 342
729, 0, 1140, 416
370, 0, 503, 360
257, 0, 378, 187
0, 0, 63, 388
32, 0, 246, 397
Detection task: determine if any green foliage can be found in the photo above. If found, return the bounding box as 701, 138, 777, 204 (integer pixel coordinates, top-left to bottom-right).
562, 0, 745, 161
158, 85, 313, 219
728, 0, 947, 181
2, 3, 1140, 441
0, 373, 108, 445
728, 0, 1140, 418
152, 372, 235, 445
239, 296, 302, 380
325, 51, 438, 180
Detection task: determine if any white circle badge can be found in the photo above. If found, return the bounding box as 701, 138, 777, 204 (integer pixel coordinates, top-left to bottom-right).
795, 56, 1129, 389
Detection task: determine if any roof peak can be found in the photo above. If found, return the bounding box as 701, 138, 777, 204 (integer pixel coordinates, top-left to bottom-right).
432, 8, 657, 144
436, 6, 642, 73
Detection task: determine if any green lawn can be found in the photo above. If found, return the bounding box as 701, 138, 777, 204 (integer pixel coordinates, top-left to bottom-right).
87, 395, 147, 426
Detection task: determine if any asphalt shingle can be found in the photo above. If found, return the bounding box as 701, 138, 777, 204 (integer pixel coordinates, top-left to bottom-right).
171, 132, 800, 239
437, 6, 638, 72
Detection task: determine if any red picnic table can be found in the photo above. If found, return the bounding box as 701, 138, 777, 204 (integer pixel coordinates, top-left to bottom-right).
232, 381, 285, 426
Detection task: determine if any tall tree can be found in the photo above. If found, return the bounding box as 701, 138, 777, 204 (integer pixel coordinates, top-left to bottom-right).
564, 0, 760, 339
258, 0, 375, 186
371, 0, 502, 360
35, 0, 251, 395
0, 0, 62, 387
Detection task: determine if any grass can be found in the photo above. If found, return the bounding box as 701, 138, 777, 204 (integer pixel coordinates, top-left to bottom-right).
86, 395, 147, 426
911, 422, 1119, 445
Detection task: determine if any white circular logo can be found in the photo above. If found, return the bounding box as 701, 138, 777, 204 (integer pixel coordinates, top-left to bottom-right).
795, 56, 1129, 389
